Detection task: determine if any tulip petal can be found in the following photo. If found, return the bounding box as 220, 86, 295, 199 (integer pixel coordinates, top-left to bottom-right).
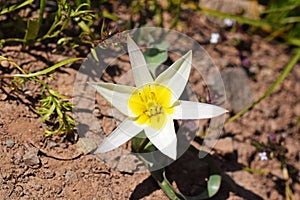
155, 51, 192, 103
127, 36, 154, 87
97, 118, 143, 153
144, 117, 177, 160
89, 82, 136, 116
172, 100, 227, 119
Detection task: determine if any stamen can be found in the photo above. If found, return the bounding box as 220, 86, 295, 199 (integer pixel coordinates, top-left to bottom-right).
128, 84, 174, 129
138, 92, 144, 102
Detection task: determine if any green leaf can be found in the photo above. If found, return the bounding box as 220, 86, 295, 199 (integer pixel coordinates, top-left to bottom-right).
48, 89, 68, 99
207, 175, 221, 197
77, 21, 91, 34
102, 10, 119, 21
41, 103, 56, 121
61, 101, 73, 111
12, 57, 84, 78
91, 48, 100, 62
143, 48, 168, 76
24, 19, 40, 44
0, 0, 34, 15
56, 106, 63, 119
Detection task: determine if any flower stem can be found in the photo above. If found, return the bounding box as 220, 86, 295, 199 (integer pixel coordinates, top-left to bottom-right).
135, 137, 150, 153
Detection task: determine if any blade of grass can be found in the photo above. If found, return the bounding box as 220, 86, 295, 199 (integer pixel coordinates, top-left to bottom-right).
226, 48, 300, 123
12, 57, 84, 78
0, 0, 34, 15
281, 16, 300, 24
287, 38, 300, 47
261, 3, 300, 14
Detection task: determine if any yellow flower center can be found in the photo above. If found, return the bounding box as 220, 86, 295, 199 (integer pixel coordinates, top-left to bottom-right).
128, 84, 174, 130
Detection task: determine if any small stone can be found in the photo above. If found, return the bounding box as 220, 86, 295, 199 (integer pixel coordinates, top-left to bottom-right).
14, 152, 23, 163
6, 139, 14, 148
47, 141, 59, 148
23, 149, 40, 167
43, 169, 55, 179
221, 68, 253, 113
1, 60, 10, 67
54, 185, 63, 194
35, 184, 42, 191
65, 170, 77, 181
59, 143, 68, 149
76, 138, 97, 155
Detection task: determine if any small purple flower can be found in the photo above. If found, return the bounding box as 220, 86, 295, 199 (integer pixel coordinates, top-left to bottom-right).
267, 133, 277, 143
241, 57, 251, 67
224, 18, 235, 26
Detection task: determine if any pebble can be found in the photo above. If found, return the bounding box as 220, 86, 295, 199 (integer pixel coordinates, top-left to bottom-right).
6, 139, 15, 148
54, 185, 63, 194
23, 149, 41, 167
0, 60, 10, 67
47, 141, 59, 148
14, 152, 23, 163
76, 138, 97, 155
35, 184, 42, 191
65, 170, 77, 181
221, 68, 253, 113
43, 169, 55, 179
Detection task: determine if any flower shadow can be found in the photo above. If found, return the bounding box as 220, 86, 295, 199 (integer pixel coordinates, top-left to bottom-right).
130, 146, 264, 200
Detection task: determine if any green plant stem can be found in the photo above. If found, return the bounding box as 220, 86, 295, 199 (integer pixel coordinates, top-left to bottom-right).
136, 137, 150, 153
0, 56, 26, 73
169, 0, 182, 29
0, 38, 25, 46
38, 0, 46, 27
226, 48, 300, 123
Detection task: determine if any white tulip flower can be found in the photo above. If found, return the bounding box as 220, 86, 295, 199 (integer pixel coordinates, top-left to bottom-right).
89, 36, 227, 160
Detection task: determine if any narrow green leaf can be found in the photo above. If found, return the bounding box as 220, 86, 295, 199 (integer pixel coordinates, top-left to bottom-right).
102, 10, 119, 21
261, 3, 300, 14
91, 48, 100, 62
77, 21, 91, 34
0, 0, 34, 15
24, 19, 40, 43
12, 57, 84, 78
48, 89, 68, 99
151, 169, 185, 200
56, 106, 63, 119
41, 103, 56, 121
280, 16, 300, 24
